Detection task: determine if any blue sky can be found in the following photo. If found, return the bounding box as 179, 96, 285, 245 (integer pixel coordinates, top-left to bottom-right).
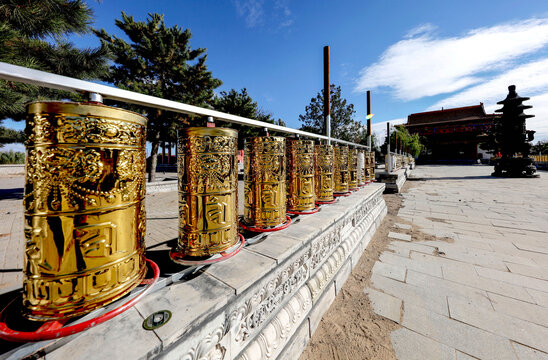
4, 0, 548, 152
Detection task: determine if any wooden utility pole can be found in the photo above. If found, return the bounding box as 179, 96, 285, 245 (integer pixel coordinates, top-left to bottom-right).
324, 46, 331, 144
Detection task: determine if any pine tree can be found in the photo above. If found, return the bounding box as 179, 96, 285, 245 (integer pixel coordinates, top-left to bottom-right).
0, 126, 24, 148
298, 85, 362, 142
95, 12, 222, 182
213, 88, 284, 147
0, 0, 109, 122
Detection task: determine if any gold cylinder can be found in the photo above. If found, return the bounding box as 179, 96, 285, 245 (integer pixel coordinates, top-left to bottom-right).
364, 151, 371, 181
348, 148, 359, 190
176, 127, 238, 257
357, 150, 366, 186
370, 152, 376, 180
243, 136, 286, 228
334, 146, 349, 193
23, 102, 147, 321
314, 144, 334, 202
286, 139, 315, 211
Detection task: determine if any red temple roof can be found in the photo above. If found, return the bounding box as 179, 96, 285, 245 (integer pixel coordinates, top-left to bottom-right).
407, 104, 498, 126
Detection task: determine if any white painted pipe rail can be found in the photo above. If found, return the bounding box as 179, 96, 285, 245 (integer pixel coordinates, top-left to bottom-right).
0, 62, 367, 148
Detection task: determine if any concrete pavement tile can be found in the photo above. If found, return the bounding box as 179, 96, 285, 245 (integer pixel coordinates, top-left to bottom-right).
441, 264, 535, 303
135, 273, 233, 348
47, 307, 160, 360
390, 327, 457, 360
388, 231, 412, 241
394, 223, 412, 230
388, 241, 437, 257
475, 266, 548, 293
372, 261, 406, 282
401, 302, 516, 360
205, 249, 276, 295
245, 232, 303, 265
513, 241, 548, 255
371, 273, 449, 316
487, 292, 548, 327
512, 342, 548, 360
380, 252, 443, 278
448, 297, 548, 353
364, 287, 402, 323
405, 270, 493, 309
526, 288, 548, 307
505, 262, 548, 281
387, 244, 411, 258
456, 351, 479, 359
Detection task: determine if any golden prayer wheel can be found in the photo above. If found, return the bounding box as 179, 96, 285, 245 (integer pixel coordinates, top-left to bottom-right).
334, 146, 349, 194
365, 152, 372, 181
314, 144, 334, 202
23, 102, 147, 321
175, 127, 239, 257
370, 152, 376, 180
286, 139, 315, 211
357, 150, 366, 186
348, 148, 359, 190
243, 136, 286, 228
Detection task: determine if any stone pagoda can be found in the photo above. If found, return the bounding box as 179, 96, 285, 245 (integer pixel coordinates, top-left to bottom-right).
492, 85, 538, 177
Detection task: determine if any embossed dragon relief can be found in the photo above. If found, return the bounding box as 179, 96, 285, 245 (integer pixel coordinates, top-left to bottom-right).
26, 114, 145, 147
25, 147, 145, 212
227, 250, 311, 345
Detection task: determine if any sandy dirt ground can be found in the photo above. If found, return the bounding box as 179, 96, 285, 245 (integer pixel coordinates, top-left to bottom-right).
299, 183, 415, 360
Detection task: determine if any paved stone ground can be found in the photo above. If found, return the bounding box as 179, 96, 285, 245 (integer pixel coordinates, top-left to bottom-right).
366, 165, 548, 360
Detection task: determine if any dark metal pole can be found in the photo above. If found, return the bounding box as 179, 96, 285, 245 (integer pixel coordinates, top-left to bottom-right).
324, 46, 331, 144
387, 122, 390, 153
367, 90, 372, 151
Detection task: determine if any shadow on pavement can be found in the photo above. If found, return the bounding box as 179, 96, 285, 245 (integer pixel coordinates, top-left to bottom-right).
0, 187, 24, 200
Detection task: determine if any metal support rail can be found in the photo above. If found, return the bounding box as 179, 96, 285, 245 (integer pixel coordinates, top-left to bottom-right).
0, 62, 367, 148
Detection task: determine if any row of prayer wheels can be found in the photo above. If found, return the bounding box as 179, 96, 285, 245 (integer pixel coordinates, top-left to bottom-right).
21, 102, 374, 322
241, 136, 375, 230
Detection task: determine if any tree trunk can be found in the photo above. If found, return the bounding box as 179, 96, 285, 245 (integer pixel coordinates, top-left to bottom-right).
148, 131, 161, 183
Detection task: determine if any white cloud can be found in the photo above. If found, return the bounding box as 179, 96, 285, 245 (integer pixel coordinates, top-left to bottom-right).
429, 58, 548, 110
275, 0, 294, 28
429, 58, 548, 141
234, 0, 265, 28
234, 0, 294, 29
355, 18, 548, 101
404, 23, 437, 38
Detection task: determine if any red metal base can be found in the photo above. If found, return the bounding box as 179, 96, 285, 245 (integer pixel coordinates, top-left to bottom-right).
0, 258, 160, 343
334, 192, 351, 197
239, 216, 292, 233
287, 205, 319, 215
316, 199, 337, 205
169, 234, 245, 266
349, 187, 359, 191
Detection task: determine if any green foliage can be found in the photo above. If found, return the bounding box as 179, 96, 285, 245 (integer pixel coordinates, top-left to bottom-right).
532, 140, 548, 154
383, 126, 424, 157
298, 85, 362, 142
213, 88, 285, 147
0, 150, 25, 164
0, 0, 109, 121
95, 12, 222, 181
0, 125, 24, 147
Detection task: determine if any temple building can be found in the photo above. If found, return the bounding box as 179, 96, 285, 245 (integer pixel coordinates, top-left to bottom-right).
405, 104, 499, 163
